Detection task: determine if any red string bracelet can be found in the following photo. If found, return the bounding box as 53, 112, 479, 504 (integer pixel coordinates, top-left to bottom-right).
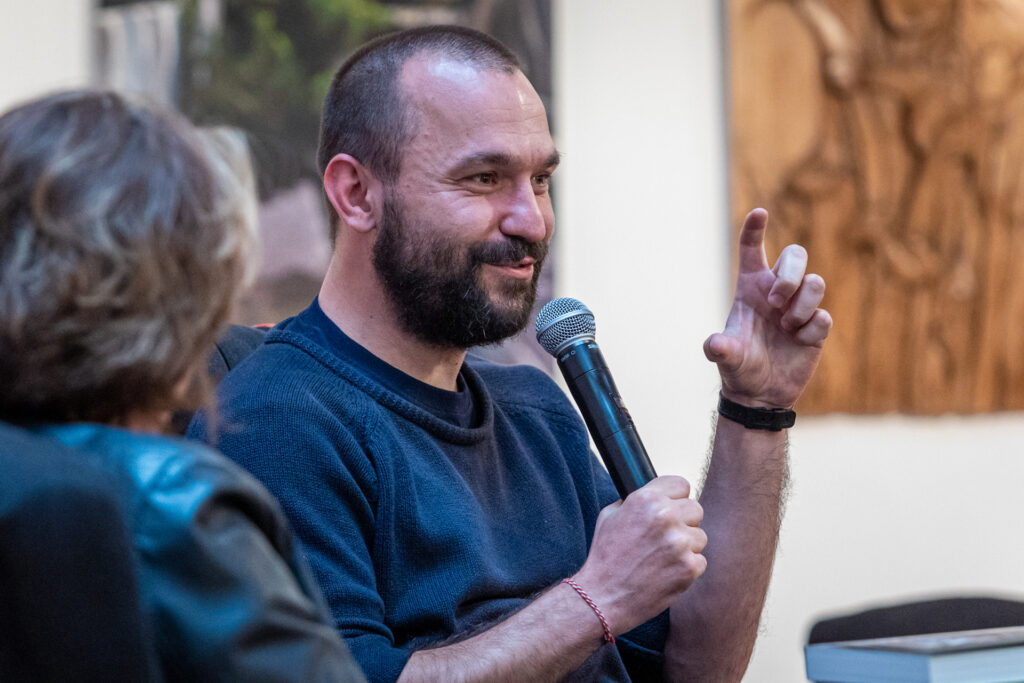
562, 578, 615, 644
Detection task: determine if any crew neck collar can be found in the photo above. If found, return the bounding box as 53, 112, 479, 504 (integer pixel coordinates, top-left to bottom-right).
287, 299, 479, 429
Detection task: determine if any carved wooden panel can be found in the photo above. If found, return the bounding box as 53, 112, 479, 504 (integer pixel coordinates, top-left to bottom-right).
729, 0, 1024, 414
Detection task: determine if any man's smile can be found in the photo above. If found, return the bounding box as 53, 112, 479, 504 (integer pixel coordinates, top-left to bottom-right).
485, 256, 536, 279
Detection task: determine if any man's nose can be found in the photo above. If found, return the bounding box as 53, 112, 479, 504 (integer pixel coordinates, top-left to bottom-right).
499, 180, 549, 243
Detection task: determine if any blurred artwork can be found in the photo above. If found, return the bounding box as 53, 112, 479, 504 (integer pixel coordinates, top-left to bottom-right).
95, 1, 181, 107
235, 180, 333, 327
729, 0, 1024, 413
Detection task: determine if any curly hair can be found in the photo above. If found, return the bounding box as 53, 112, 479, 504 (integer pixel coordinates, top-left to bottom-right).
0, 90, 258, 425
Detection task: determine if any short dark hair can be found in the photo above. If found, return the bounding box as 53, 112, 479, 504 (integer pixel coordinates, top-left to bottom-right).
317, 25, 521, 240
0, 90, 257, 424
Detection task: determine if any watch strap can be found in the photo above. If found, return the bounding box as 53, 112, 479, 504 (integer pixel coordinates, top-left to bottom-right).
717, 393, 796, 431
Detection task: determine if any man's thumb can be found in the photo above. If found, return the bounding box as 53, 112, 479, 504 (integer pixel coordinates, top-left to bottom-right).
703, 333, 742, 370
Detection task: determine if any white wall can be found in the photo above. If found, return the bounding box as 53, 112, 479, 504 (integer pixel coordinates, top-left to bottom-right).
0, 0, 94, 113
768, 415, 1024, 680
552, 0, 730, 474
554, 1, 1024, 680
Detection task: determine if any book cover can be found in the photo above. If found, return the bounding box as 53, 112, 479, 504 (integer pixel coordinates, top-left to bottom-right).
805, 625, 1024, 683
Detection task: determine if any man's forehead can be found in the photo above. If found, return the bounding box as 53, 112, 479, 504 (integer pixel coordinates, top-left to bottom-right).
397, 52, 554, 167
419, 56, 490, 91
398, 52, 544, 119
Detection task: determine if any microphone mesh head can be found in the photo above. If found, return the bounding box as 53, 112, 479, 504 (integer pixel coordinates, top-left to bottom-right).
535, 297, 596, 356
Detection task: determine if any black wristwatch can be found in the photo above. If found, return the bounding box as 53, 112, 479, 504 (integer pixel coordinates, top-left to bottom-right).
717, 392, 795, 431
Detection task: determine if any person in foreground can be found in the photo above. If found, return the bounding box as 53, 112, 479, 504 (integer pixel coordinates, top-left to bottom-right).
0, 90, 365, 681
190, 26, 832, 682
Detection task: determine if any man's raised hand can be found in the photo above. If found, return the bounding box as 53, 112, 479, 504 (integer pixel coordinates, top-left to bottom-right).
703, 208, 832, 409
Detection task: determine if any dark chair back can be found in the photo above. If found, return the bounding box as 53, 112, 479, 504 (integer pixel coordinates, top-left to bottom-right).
808, 596, 1024, 644
170, 323, 270, 434
206, 323, 271, 383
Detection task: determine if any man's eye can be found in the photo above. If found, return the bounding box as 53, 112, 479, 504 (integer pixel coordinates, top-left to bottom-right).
533, 174, 551, 189
470, 172, 498, 185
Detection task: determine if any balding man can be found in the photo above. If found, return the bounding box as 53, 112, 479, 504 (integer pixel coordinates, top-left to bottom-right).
191, 25, 831, 682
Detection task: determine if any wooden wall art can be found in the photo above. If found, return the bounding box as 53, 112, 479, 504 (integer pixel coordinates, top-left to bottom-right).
729, 0, 1024, 413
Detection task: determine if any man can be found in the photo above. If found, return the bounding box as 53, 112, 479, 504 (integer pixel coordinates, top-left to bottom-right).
191, 25, 831, 682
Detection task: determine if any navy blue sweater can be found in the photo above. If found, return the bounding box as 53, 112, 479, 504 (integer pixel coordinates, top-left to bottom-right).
190, 302, 667, 681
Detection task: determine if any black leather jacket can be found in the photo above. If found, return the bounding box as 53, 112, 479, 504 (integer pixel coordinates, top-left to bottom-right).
37, 422, 365, 682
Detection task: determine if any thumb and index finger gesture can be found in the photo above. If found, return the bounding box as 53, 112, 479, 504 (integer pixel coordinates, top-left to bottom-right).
703, 208, 832, 409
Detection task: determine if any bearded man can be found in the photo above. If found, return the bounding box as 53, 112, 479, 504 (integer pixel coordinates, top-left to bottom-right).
191, 25, 831, 682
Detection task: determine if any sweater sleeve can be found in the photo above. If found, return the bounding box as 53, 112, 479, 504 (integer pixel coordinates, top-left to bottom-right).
190, 371, 413, 683
134, 442, 365, 682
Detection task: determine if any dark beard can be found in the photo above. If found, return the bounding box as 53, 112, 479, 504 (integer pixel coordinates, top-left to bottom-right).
372, 193, 547, 349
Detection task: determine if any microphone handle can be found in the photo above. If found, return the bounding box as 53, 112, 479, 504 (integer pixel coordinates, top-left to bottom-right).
556, 338, 657, 497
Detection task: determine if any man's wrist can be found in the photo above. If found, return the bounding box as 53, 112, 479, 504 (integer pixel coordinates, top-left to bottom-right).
717, 392, 795, 431
562, 578, 615, 643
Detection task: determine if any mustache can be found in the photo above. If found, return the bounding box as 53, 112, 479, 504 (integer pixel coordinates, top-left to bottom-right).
471, 237, 548, 266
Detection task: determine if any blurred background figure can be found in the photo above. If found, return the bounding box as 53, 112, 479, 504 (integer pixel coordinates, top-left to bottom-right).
0, 89, 365, 682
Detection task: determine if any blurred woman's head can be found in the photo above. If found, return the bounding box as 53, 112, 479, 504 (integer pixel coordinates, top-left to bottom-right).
0, 90, 258, 426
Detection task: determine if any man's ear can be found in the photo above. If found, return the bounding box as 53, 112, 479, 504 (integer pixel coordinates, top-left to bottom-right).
324, 153, 383, 234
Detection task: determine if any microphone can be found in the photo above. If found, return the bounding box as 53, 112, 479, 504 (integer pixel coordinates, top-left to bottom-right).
535, 297, 657, 498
